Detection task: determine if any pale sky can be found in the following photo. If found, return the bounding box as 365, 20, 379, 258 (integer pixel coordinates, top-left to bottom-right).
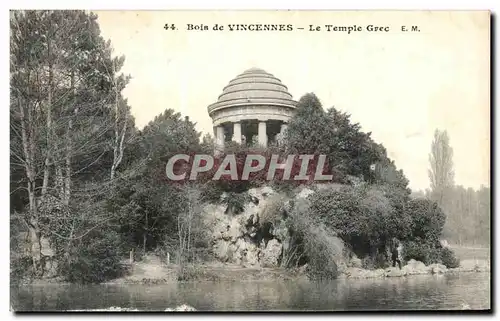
95, 10, 490, 191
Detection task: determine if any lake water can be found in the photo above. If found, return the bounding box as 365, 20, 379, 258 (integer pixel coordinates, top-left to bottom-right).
11, 273, 490, 311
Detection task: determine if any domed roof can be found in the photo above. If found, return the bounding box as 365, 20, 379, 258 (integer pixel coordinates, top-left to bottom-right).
207, 68, 297, 116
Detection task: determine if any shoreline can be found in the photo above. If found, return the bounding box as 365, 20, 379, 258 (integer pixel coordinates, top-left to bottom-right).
16, 258, 490, 286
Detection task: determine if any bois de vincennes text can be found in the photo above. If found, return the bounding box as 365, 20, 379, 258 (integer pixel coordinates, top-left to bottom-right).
163, 23, 421, 33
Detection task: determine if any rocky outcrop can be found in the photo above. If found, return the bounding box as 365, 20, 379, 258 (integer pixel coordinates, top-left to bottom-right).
338, 258, 490, 279
204, 187, 292, 268
340, 267, 386, 279
347, 254, 363, 268
401, 259, 429, 275
260, 239, 283, 267
385, 267, 405, 277
428, 263, 447, 274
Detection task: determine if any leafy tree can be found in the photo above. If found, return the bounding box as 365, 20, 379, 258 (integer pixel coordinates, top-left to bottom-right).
10, 10, 135, 279
405, 198, 446, 244
106, 109, 203, 254
428, 129, 455, 206
308, 185, 410, 260
285, 93, 333, 155
285, 93, 410, 191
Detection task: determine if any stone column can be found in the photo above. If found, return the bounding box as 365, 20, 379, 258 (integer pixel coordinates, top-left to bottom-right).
280, 123, 288, 134
232, 122, 242, 144
215, 126, 225, 152
258, 121, 267, 148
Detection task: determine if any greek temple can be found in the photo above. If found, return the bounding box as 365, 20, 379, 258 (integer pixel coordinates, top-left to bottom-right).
207, 68, 298, 152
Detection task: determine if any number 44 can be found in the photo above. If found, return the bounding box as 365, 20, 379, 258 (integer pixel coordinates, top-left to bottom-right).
164, 24, 176, 30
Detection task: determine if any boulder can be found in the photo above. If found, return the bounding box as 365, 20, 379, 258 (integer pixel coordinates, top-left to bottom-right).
428, 263, 447, 274
342, 267, 385, 279
227, 221, 242, 242
248, 187, 275, 201
228, 243, 241, 264
401, 259, 429, 275
296, 188, 315, 199
348, 255, 363, 268
343, 267, 363, 278
385, 267, 406, 277
440, 239, 450, 248
372, 268, 386, 278
213, 239, 230, 262
260, 186, 275, 197
261, 239, 283, 267
243, 243, 260, 267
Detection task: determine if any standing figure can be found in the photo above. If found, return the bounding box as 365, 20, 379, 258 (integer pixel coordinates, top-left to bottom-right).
392, 242, 402, 269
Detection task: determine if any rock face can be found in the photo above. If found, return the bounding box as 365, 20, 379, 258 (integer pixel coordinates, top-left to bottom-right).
205, 185, 354, 270
401, 259, 428, 275
348, 255, 363, 268
261, 239, 283, 267
428, 263, 447, 274
385, 267, 405, 277
204, 187, 291, 268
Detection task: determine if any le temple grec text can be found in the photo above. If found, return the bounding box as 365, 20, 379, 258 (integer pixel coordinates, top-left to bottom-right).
164, 23, 420, 33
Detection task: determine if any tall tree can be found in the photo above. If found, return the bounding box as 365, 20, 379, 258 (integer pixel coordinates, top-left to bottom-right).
10, 10, 135, 276
428, 129, 455, 206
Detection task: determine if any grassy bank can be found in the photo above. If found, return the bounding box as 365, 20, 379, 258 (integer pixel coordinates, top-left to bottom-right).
106, 255, 305, 285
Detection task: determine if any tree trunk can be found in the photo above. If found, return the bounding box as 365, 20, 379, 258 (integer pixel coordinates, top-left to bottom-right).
110, 59, 128, 180
41, 39, 53, 197
143, 212, 148, 253
63, 71, 77, 206
18, 93, 43, 276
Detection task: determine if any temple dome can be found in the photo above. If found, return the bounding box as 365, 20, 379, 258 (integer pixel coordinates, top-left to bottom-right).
207, 68, 297, 116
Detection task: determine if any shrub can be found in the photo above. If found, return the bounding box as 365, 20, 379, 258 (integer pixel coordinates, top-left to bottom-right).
406, 198, 446, 243
287, 199, 342, 279
441, 247, 460, 268
361, 252, 389, 269
222, 192, 250, 215
402, 240, 451, 266
402, 240, 430, 263
308, 185, 405, 259
10, 256, 33, 284
177, 265, 220, 281
259, 194, 287, 225
58, 229, 127, 284
426, 247, 443, 264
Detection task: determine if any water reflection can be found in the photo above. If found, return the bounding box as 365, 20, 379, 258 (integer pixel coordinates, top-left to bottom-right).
11, 273, 490, 311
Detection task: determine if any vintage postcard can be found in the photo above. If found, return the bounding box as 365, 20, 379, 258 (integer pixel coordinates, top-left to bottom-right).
9, 10, 490, 312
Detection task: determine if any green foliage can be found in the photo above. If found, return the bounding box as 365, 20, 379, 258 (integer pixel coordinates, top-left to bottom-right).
401, 240, 457, 266
402, 240, 429, 263
259, 194, 287, 225
441, 248, 460, 268
305, 237, 339, 279
284, 93, 411, 190
406, 198, 446, 244
10, 256, 33, 284
361, 253, 389, 270
435, 185, 490, 246
285, 199, 341, 279
58, 229, 127, 284
285, 93, 334, 156
308, 184, 411, 258
222, 192, 250, 215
